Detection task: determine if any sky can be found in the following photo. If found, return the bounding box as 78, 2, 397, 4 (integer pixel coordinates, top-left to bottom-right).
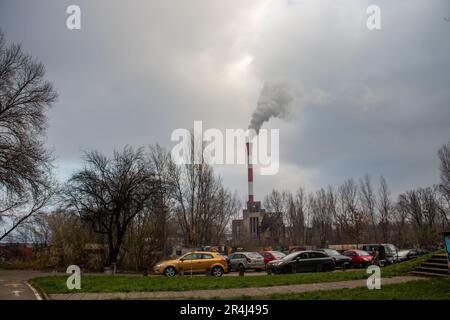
0, 0, 449, 205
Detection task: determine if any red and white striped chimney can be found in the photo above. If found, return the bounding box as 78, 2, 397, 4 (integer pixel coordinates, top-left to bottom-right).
246, 141, 254, 209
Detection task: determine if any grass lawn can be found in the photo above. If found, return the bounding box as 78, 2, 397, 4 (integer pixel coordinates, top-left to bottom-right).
30, 251, 439, 295
226, 278, 450, 300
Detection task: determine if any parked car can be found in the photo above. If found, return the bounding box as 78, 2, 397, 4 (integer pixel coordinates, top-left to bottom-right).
416, 248, 432, 255
266, 250, 336, 274
229, 252, 265, 271
260, 251, 286, 265
397, 249, 419, 261
343, 250, 373, 268
153, 251, 228, 277
218, 253, 231, 273
361, 244, 399, 264
317, 249, 352, 269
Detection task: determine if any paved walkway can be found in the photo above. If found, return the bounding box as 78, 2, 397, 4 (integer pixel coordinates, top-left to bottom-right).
49, 276, 423, 300
0, 270, 51, 300
0, 268, 270, 300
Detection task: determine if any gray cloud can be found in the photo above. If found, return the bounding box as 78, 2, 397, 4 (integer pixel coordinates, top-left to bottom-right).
0, 0, 448, 199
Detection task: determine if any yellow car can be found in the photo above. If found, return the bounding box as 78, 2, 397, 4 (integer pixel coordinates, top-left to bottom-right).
153, 251, 228, 277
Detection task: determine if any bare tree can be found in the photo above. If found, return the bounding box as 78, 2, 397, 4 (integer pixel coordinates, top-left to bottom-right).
438, 140, 450, 201
13, 211, 52, 245
122, 144, 175, 271
147, 144, 175, 258
261, 189, 288, 245
359, 174, 378, 242
325, 186, 339, 244
263, 189, 286, 214
337, 179, 366, 245
377, 176, 393, 243
64, 146, 158, 267
397, 187, 442, 246
393, 198, 409, 247
0, 31, 57, 240
285, 188, 306, 245
172, 137, 239, 247
435, 191, 450, 232
309, 189, 334, 247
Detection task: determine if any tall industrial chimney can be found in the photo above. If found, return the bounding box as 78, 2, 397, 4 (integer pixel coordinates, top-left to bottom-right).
246, 141, 254, 210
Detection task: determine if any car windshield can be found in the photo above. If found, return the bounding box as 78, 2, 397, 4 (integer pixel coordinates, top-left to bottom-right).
357, 250, 371, 256
282, 252, 302, 261
387, 244, 398, 252
323, 249, 340, 256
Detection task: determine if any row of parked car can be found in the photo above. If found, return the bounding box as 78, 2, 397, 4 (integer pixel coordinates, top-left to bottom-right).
153, 244, 429, 277
231, 249, 372, 274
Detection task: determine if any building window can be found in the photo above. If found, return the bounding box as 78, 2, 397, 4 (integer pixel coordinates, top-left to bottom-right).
249, 217, 260, 240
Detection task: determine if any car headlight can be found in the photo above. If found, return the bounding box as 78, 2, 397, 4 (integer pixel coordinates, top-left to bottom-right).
155, 263, 164, 268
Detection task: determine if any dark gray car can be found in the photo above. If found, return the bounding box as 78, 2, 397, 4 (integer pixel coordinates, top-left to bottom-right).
266, 250, 336, 274
229, 252, 265, 271
317, 249, 352, 269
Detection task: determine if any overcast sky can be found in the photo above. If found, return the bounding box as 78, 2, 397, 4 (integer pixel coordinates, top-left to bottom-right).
1, 0, 449, 205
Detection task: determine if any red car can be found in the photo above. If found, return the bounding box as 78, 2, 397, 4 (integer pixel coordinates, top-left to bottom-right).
260, 251, 286, 265
343, 250, 373, 268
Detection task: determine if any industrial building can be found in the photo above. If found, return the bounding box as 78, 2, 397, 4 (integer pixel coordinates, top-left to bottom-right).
231, 141, 284, 248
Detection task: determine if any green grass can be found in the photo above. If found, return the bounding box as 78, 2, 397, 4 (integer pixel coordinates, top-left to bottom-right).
226, 278, 450, 300
30, 251, 438, 295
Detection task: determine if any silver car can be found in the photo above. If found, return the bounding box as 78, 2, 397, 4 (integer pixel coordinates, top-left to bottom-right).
229, 252, 265, 271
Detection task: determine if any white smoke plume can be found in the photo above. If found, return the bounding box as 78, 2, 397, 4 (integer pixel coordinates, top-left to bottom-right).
249, 82, 294, 133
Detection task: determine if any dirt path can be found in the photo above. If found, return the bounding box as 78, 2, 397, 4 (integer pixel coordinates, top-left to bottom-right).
48, 275, 424, 300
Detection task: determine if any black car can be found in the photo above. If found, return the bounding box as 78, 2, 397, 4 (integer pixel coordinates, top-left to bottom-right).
317, 249, 352, 269
266, 250, 336, 274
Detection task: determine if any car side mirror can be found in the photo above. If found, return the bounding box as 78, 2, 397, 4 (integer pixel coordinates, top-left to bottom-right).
179, 258, 185, 262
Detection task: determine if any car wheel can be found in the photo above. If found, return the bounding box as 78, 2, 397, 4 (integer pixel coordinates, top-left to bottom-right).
164, 266, 176, 277
211, 266, 224, 277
